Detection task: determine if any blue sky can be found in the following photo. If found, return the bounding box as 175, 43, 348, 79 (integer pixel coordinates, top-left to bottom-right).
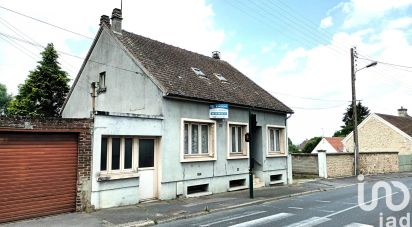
0, 0, 411, 144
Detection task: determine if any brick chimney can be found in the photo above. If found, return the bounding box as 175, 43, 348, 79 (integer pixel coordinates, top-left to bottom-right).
398, 106, 408, 117
99, 15, 110, 28
212, 51, 221, 60
111, 8, 122, 34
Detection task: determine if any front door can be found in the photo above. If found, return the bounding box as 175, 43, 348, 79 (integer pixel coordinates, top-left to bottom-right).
138, 139, 157, 201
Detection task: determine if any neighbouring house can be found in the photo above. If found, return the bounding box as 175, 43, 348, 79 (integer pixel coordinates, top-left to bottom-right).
343, 107, 412, 154
62, 9, 293, 209
311, 137, 344, 153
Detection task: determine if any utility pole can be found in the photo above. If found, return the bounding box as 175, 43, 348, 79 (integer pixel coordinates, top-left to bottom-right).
248, 110, 256, 198
351, 47, 360, 176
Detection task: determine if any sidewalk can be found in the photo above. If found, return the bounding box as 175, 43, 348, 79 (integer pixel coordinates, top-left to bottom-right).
5, 172, 412, 227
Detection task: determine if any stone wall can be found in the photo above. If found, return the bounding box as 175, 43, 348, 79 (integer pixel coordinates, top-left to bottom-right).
326, 153, 354, 178
0, 116, 93, 211
291, 153, 318, 176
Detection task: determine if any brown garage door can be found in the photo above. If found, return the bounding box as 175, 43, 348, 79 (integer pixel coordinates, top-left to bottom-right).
0, 132, 78, 223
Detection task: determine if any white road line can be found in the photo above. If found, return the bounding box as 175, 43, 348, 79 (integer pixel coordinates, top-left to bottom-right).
288, 207, 303, 210
344, 223, 374, 227
315, 200, 331, 203
199, 211, 267, 227
342, 202, 358, 205
284, 216, 331, 227
318, 209, 335, 213
228, 213, 293, 227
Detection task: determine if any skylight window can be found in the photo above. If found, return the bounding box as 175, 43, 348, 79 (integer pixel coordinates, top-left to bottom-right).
214, 73, 227, 82
191, 67, 206, 77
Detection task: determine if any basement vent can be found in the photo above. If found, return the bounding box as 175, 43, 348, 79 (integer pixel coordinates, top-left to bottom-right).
187, 184, 209, 195
229, 179, 246, 188
191, 67, 206, 77
270, 174, 283, 184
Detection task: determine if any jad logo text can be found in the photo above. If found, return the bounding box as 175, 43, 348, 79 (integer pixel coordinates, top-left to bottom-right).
357, 175, 410, 227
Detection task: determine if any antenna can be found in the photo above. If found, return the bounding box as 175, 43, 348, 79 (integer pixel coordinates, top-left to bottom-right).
121, 0, 123, 11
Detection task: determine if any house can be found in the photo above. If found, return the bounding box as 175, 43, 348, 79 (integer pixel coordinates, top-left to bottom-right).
62, 9, 293, 209
311, 137, 344, 153
343, 107, 412, 154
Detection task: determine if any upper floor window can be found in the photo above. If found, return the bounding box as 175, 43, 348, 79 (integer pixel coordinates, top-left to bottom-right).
98, 71, 107, 93
191, 67, 206, 77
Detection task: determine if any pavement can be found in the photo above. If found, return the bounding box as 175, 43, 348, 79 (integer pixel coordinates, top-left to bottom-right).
5, 172, 412, 227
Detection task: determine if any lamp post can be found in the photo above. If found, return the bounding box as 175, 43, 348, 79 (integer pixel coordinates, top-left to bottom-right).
351, 47, 377, 176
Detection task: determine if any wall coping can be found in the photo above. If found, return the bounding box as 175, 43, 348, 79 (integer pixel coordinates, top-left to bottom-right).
291, 153, 318, 156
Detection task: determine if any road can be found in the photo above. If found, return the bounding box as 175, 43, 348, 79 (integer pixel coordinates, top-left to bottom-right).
159, 176, 412, 227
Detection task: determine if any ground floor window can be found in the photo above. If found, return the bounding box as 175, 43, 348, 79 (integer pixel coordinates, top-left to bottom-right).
228, 122, 248, 158
181, 118, 216, 161
267, 125, 286, 155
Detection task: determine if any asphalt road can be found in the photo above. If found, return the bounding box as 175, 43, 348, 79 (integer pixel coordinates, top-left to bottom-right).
159, 176, 412, 227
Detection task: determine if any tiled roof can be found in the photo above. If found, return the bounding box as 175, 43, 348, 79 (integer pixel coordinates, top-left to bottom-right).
376, 113, 412, 137
117, 30, 293, 113
325, 137, 344, 152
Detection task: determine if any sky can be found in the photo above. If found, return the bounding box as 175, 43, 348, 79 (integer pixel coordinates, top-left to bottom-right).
0, 0, 411, 144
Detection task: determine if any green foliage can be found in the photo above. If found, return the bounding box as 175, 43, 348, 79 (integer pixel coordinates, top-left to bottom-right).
8, 43, 70, 117
333, 102, 370, 137
288, 138, 299, 153
0, 83, 12, 115
302, 137, 322, 153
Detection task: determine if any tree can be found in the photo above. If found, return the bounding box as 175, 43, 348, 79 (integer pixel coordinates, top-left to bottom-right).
288, 138, 299, 153
333, 102, 370, 137
0, 83, 12, 115
8, 43, 70, 117
301, 137, 322, 153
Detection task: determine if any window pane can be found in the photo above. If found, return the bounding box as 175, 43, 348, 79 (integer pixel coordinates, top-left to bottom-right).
100, 137, 107, 171
269, 129, 275, 151
139, 139, 154, 168
111, 138, 120, 170
184, 124, 189, 154
275, 130, 280, 151
191, 124, 199, 154
124, 138, 133, 169
231, 126, 236, 153
238, 127, 242, 153
201, 125, 209, 154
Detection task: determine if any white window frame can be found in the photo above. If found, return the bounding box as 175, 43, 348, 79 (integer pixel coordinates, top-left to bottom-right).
100, 136, 138, 174
266, 124, 287, 157
181, 118, 217, 162
227, 122, 249, 159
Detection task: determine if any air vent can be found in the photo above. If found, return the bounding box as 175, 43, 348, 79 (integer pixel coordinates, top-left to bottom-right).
229, 179, 246, 188
187, 184, 209, 195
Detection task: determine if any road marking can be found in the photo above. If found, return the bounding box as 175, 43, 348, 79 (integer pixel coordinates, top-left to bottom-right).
342, 202, 358, 205
288, 207, 303, 210
315, 200, 331, 203
198, 211, 267, 227
228, 213, 293, 227
318, 209, 335, 213
284, 216, 331, 227
344, 223, 374, 227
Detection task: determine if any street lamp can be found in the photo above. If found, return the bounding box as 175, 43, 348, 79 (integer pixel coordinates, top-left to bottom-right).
351, 47, 377, 176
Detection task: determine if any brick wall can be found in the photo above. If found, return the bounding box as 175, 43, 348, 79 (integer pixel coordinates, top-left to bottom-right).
344, 116, 412, 155
291, 154, 318, 175
0, 116, 93, 211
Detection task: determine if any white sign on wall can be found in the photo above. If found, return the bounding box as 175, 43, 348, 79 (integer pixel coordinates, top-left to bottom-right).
209, 104, 229, 119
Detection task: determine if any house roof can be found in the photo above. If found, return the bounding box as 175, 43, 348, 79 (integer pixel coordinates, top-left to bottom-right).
116, 30, 293, 113
324, 137, 344, 152
376, 113, 412, 137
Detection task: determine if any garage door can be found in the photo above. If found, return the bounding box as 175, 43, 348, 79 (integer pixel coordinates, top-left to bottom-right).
0, 132, 78, 223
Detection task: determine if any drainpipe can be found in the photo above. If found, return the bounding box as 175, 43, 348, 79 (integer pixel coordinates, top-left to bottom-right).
91, 82, 97, 116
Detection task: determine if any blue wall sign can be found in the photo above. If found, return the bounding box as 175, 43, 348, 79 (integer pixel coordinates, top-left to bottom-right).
209, 104, 229, 119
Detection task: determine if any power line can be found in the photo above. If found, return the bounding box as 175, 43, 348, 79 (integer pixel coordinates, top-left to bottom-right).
269, 91, 348, 102
0, 5, 93, 40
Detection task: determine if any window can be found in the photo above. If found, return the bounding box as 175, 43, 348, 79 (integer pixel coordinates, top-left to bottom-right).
267, 126, 286, 155
228, 123, 248, 158
100, 136, 136, 172
214, 73, 227, 82
98, 71, 106, 93
181, 119, 216, 161
191, 67, 206, 77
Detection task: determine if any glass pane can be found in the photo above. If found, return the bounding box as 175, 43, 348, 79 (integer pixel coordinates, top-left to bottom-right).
238, 127, 242, 153
124, 138, 133, 169
184, 124, 189, 154
269, 129, 275, 151
231, 126, 236, 153
111, 138, 120, 170
201, 125, 208, 154
100, 137, 107, 171
275, 130, 280, 151
139, 139, 154, 168
191, 124, 199, 154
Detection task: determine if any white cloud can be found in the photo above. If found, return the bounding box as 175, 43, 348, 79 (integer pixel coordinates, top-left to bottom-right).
338, 0, 412, 28
320, 16, 333, 29
0, 0, 224, 94
387, 17, 412, 29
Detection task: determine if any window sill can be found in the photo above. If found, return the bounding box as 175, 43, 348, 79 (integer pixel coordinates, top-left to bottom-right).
97, 171, 139, 181
227, 154, 249, 160
181, 156, 216, 163
267, 152, 287, 158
